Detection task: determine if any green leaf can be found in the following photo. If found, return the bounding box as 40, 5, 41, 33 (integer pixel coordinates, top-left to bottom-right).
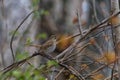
0, 71, 12, 80
12, 70, 22, 78
39, 65, 46, 70
32, 0, 40, 7
34, 11, 41, 18
24, 70, 31, 80
36, 33, 47, 39
47, 60, 58, 67
43, 10, 49, 15
39, 76, 46, 80
40, 9, 49, 15
33, 10, 49, 19
25, 37, 32, 45
34, 69, 40, 75
16, 51, 29, 60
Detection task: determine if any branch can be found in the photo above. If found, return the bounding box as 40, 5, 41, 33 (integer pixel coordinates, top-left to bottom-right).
55, 68, 65, 79
60, 43, 90, 63
58, 63, 85, 80
110, 62, 116, 80
76, 10, 83, 36
104, 72, 118, 80
92, 0, 100, 24
2, 52, 40, 74
2, 51, 85, 80
85, 57, 119, 79
57, 11, 120, 44
56, 11, 120, 59
10, 10, 38, 62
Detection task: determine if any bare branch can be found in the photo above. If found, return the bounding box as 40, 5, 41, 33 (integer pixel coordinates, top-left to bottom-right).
92, 0, 100, 24
77, 10, 83, 36
10, 10, 38, 62
110, 62, 116, 80
2, 51, 85, 80
55, 68, 65, 80
85, 57, 118, 79
104, 72, 118, 80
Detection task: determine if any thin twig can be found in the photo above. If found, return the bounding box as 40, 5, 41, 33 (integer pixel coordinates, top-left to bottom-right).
2, 52, 40, 74
77, 10, 83, 36
104, 72, 118, 80
110, 62, 116, 80
69, 66, 85, 80
55, 68, 64, 80
90, 37, 104, 56
57, 63, 85, 80
10, 10, 37, 62
85, 57, 119, 79
55, 43, 76, 59
57, 11, 120, 45
56, 11, 120, 60
109, 22, 116, 80
78, 11, 120, 42
85, 24, 120, 41
60, 43, 90, 63
92, 0, 100, 24
2, 51, 84, 80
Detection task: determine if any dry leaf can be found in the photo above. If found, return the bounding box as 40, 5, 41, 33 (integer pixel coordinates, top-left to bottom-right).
117, 42, 120, 49
92, 73, 104, 80
72, 16, 78, 24
96, 52, 116, 64
89, 37, 96, 45
81, 64, 89, 69
57, 35, 73, 52
96, 56, 105, 63
103, 35, 109, 42
109, 16, 120, 25
104, 52, 116, 64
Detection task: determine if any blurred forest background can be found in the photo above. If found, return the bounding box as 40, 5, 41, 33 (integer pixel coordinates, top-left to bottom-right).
0, 0, 120, 80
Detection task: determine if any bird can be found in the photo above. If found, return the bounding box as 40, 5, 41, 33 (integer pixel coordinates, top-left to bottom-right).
28, 35, 57, 54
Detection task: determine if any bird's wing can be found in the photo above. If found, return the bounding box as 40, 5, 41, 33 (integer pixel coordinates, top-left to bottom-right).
42, 40, 53, 49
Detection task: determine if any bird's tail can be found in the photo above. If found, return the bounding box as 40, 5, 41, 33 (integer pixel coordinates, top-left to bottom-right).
26, 44, 42, 48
